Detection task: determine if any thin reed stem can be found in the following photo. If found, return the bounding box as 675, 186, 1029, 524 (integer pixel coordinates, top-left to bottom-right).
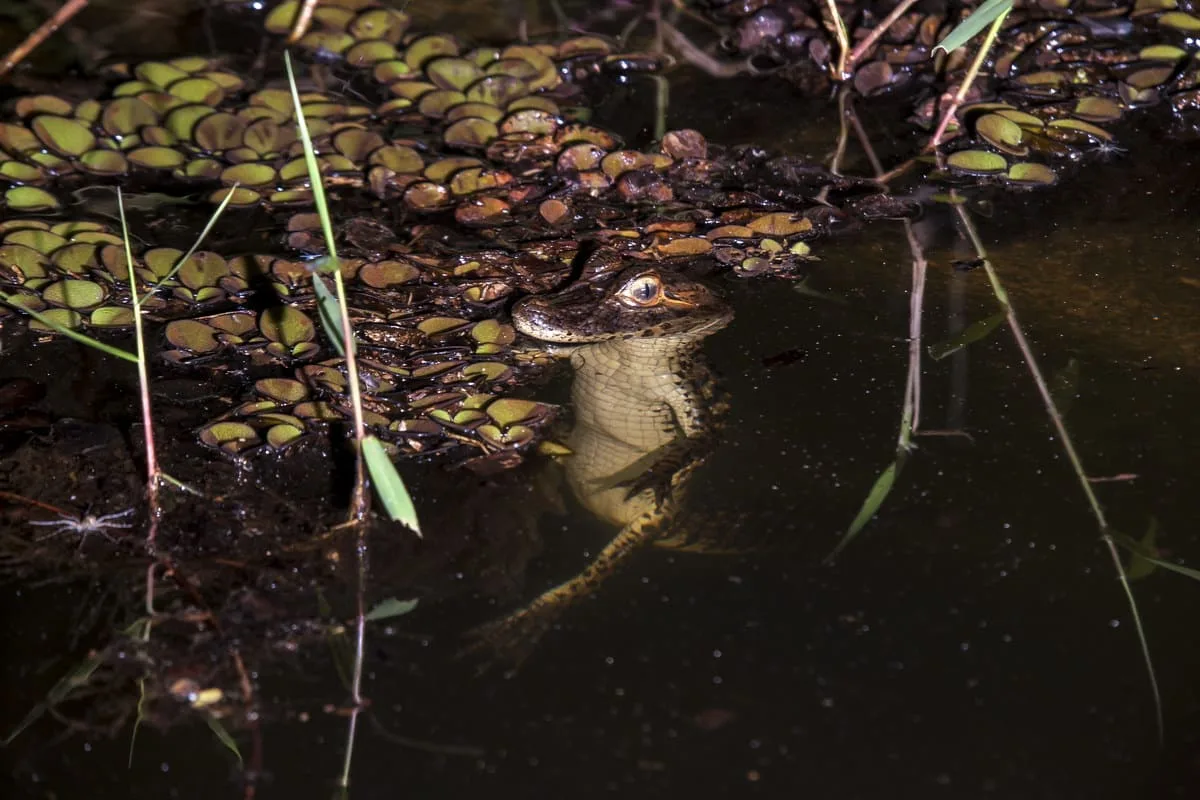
950, 199, 1162, 743
927, 7, 1011, 152
117, 189, 161, 547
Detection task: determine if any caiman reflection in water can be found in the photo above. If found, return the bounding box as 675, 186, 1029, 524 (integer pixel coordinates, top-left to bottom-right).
469, 256, 732, 660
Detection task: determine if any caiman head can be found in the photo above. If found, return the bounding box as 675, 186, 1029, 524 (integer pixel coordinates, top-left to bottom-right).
512, 265, 733, 344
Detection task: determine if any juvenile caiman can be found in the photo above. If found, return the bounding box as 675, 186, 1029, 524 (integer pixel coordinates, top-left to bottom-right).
468, 255, 733, 659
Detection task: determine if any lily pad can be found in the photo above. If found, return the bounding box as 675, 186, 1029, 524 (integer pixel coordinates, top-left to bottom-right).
426, 57, 482, 91
0, 161, 44, 181
747, 213, 813, 236
946, 150, 1008, 175
266, 423, 305, 448
975, 113, 1027, 156
199, 421, 261, 454
368, 144, 423, 173
255, 377, 309, 404
350, 7, 410, 43
167, 76, 224, 105
28, 307, 83, 332
221, 162, 277, 187
50, 242, 99, 274
259, 305, 315, 347
358, 260, 420, 288
166, 319, 223, 353
1072, 97, 1123, 123
405, 34, 460, 70
14, 95, 73, 118
1004, 162, 1057, 186
403, 181, 451, 210
446, 102, 505, 124
485, 397, 543, 427
79, 149, 129, 175
443, 118, 499, 149
1158, 11, 1200, 31
31, 115, 95, 157
0, 123, 41, 155
333, 128, 386, 162
90, 306, 136, 327
0, 244, 48, 281
193, 112, 246, 152
101, 97, 159, 136
179, 252, 230, 289
5, 186, 60, 211
128, 146, 187, 169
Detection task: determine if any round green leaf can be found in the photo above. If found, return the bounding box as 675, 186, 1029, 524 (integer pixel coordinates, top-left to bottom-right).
5, 186, 60, 211
259, 305, 315, 346
31, 115, 95, 157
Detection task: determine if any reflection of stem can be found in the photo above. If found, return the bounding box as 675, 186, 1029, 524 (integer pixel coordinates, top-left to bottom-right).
927, 8, 1011, 152
830, 86, 850, 176
901, 223, 926, 438
951, 199, 1163, 743
817, 87, 852, 205
338, 529, 369, 789
846, 99, 925, 437
658, 19, 746, 78
823, 0, 851, 80
846, 0, 922, 70
946, 270, 968, 430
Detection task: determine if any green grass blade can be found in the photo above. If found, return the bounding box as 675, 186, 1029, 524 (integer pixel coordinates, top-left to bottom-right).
826, 455, 904, 561
2, 650, 104, 745
792, 277, 848, 305
362, 435, 421, 535
1113, 527, 1200, 582
0, 292, 138, 363
1048, 357, 1080, 419
364, 597, 419, 622
286, 50, 419, 527
1125, 518, 1159, 580
934, 0, 1013, 55
284, 50, 338, 266
928, 311, 1005, 360
1131, 555, 1200, 583
312, 273, 346, 356
139, 182, 239, 303
204, 714, 244, 765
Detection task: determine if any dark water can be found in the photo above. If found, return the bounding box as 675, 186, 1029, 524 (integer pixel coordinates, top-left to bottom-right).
3, 6, 1200, 800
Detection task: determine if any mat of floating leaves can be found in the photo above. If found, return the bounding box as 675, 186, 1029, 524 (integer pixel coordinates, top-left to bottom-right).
194, 312, 554, 460
697, 0, 1200, 185
0, 0, 669, 214
0, 0, 914, 467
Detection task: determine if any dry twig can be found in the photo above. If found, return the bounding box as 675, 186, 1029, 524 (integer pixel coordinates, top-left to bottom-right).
0, 0, 88, 79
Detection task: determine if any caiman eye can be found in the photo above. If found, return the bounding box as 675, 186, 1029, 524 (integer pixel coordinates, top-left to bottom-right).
618, 273, 663, 307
